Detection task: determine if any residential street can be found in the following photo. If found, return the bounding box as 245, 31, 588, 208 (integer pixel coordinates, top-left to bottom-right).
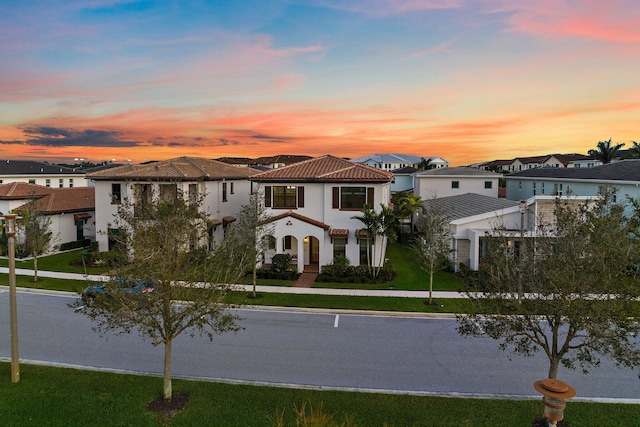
1, 289, 639, 402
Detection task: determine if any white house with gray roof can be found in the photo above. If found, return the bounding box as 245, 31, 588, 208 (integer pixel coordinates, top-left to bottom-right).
0, 159, 87, 188
505, 160, 640, 202
351, 153, 448, 171
413, 167, 501, 200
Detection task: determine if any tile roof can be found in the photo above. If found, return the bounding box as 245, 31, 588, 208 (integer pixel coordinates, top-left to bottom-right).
392, 166, 418, 174
251, 155, 393, 183
0, 160, 85, 175
250, 154, 314, 166
262, 210, 331, 230
414, 166, 502, 177
87, 156, 260, 181
506, 159, 640, 181
0, 182, 54, 199
11, 186, 95, 214
423, 193, 519, 221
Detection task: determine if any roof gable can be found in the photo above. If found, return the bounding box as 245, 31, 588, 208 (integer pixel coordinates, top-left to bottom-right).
87, 156, 260, 181
252, 155, 393, 182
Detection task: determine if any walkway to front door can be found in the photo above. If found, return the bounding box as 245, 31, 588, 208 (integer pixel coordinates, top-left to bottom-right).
294, 263, 319, 288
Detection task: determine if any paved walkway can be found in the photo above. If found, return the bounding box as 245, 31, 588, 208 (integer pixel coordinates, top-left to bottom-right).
0, 267, 467, 298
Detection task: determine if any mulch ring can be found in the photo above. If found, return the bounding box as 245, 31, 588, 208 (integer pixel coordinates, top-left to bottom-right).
148, 392, 189, 425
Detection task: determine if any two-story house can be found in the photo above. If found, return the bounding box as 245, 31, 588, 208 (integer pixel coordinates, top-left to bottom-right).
413, 167, 501, 200
504, 160, 640, 202
350, 153, 448, 171
250, 155, 393, 273
87, 156, 259, 252
0, 160, 87, 188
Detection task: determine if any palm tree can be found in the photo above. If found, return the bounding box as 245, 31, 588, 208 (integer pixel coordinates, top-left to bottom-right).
393, 192, 423, 238
352, 204, 396, 282
588, 138, 625, 164
418, 158, 434, 170
626, 141, 640, 159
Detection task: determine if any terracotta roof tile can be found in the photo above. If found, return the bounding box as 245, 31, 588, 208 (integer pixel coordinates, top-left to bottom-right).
252, 155, 393, 182
262, 210, 331, 230
87, 156, 260, 181
13, 187, 95, 214
0, 182, 53, 199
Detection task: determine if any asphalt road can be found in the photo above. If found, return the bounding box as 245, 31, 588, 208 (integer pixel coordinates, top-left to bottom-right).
1, 289, 639, 402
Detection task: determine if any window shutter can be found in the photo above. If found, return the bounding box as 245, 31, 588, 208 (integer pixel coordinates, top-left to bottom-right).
367, 187, 375, 207
332, 187, 340, 209
265, 186, 272, 207
298, 186, 305, 207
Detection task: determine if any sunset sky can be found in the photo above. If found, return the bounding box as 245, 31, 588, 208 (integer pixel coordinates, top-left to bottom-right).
1, 1, 639, 166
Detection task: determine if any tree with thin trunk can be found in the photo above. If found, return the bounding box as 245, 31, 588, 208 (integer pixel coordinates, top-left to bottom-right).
625, 141, 640, 159
352, 204, 396, 281
73, 187, 252, 401
18, 195, 53, 282
588, 138, 625, 164
457, 188, 640, 379
411, 200, 452, 305
234, 188, 273, 299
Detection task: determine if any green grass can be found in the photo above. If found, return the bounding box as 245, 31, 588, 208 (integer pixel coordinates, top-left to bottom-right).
0, 249, 108, 276
1, 363, 638, 426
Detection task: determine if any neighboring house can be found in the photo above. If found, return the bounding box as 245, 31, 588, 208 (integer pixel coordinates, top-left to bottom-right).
423, 193, 522, 271
413, 167, 501, 200
543, 153, 598, 168
504, 160, 640, 201
87, 156, 260, 252
250, 155, 394, 273
0, 182, 95, 251
475, 153, 600, 171
350, 153, 448, 171
249, 154, 313, 169
391, 166, 418, 193
510, 155, 549, 172
0, 159, 87, 188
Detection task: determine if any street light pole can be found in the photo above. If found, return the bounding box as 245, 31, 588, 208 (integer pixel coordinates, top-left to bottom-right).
4, 214, 20, 383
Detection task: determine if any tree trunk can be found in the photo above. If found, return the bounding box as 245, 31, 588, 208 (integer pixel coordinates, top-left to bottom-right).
33, 255, 39, 282
548, 358, 559, 379
428, 269, 433, 305
163, 339, 173, 401
252, 265, 257, 298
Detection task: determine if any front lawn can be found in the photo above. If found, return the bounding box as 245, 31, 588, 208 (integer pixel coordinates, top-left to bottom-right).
2, 363, 638, 426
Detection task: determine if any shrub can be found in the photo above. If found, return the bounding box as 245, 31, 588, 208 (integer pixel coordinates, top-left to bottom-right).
271, 253, 292, 273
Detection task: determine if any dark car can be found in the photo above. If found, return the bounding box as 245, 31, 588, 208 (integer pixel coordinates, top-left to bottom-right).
81, 279, 154, 306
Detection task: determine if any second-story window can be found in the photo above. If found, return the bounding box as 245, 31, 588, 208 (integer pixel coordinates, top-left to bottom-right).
222, 182, 228, 202
69, 178, 74, 188
273, 186, 297, 208
45, 179, 51, 187
484, 181, 492, 189
451, 181, 460, 189
111, 183, 122, 204
59, 178, 64, 188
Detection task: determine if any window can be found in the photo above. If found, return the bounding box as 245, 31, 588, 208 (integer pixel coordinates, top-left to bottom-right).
222, 182, 228, 202
541, 183, 545, 194
533, 182, 537, 196
188, 184, 198, 207
230, 182, 234, 194
159, 184, 177, 202
111, 183, 122, 204
340, 187, 367, 209
451, 181, 460, 189
359, 239, 370, 266
333, 237, 346, 259
265, 235, 276, 250
284, 235, 292, 250
29, 179, 36, 184
553, 183, 563, 196
484, 181, 492, 189
134, 184, 152, 217
273, 186, 297, 208
69, 178, 74, 188
45, 179, 51, 187
58, 178, 64, 188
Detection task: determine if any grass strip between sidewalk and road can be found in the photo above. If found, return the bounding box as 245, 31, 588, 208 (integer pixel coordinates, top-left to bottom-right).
2, 363, 639, 427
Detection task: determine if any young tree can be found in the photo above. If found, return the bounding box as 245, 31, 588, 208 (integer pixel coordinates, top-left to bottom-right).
352, 204, 396, 281
18, 196, 53, 282
234, 188, 273, 298
588, 138, 625, 164
74, 187, 252, 401
411, 201, 452, 305
457, 188, 640, 379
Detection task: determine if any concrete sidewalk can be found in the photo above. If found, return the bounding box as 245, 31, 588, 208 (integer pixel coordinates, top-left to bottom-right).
0, 267, 467, 298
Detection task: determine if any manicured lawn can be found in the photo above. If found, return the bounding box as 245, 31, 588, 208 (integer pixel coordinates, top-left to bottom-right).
0, 249, 108, 276
2, 363, 638, 426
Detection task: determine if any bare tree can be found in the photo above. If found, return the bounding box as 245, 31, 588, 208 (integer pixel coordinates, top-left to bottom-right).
73, 187, 252, 401
234, 187, 273, 298
457, 188, 640, 379
411, 201, 452, 305
18, 195, 53, 282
